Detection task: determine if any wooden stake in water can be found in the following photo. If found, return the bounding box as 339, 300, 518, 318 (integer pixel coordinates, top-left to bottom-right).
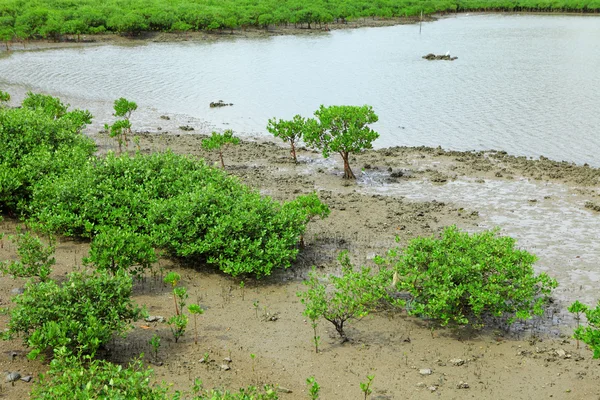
420, 10, 423, 34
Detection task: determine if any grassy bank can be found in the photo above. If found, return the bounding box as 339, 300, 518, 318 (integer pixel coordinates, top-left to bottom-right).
1, 0, 599, 44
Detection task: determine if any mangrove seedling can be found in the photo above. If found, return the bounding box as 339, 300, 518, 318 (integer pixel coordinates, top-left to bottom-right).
239, 280, 245, 300
188, 304, 205, 345
0, 90, 10, 106
568, 301, 587, 349
360, 375, 374, 400
201, 129, 240, 168
570, 300, 600, 358
168, 314, 188, 343
306, 376, 320, 400
149, 334, 161, 361
164, 272, 181, 315
253, 300, 260, 319
105, 97, 137, 153
174, 286, 188, 314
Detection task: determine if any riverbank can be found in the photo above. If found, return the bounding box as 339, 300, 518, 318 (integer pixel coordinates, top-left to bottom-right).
1, 124, 600, 398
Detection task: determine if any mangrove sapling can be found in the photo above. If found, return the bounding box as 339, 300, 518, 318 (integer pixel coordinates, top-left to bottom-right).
164, 271, 182, 315
304, 105, 379, 179
201, 129, 240, 168
266, 114, 309, 162
568, 301, 587, 349
569, 300, 600, 358
175, 286, 189, 313
298, 252, 390, 342
306, 376, 320, 399
168, 314, 188, 343
360, 375, 374, 400
239, 280, 245, 300
188, 304, 205, 345
0, 231, 55, 282
149, 334, 161, 361
105, 97, 137, 153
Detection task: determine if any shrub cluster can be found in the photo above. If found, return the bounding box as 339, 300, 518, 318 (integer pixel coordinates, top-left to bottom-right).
6, 270, 143, 360
28, 150, 316, 276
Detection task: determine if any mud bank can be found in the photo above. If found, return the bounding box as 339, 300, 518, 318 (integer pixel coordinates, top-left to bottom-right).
1, 128, 599, 399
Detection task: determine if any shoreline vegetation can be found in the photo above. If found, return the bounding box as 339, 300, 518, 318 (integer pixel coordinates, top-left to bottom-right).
1, 0, 600, 50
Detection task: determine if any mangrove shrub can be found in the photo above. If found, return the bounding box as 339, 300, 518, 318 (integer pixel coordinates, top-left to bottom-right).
376, 226, 558, 326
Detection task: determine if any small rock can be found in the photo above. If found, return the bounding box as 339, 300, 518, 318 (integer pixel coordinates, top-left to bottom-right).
160, 115, 170, 120
145, 316, 165, 323
277, 387, 293, 393
457, 381, 470, 389
20, 376, 32, 383
11, 288, 24, 295
556, 349, 566, 358
428, 386, 437, 392
416, 382, 426, 388
6, 372, 21, 382
220, 364, 231, 371
419, 368, 432, 376
223, 357, 232, 363
449, 358, 465, 366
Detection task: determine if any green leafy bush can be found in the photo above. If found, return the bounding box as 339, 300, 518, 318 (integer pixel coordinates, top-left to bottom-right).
29, 151, 319, 277
0, 93, 95, 213
0, 230, 55, 281
184, 380, 279, 400
569, 300, 600, 358
84, 227, 157, 278
376, 226, 558, 327
31, 356, 169, 399
298, 251, 390, 342
6, 270, 143, 359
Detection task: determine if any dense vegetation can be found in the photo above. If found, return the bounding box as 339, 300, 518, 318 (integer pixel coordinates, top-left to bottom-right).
2, 92, 325, 277
375, 226, 558, 327
1, 0, 598, 43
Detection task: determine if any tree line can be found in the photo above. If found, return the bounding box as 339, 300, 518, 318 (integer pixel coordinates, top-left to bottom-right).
1, 0, 599, 44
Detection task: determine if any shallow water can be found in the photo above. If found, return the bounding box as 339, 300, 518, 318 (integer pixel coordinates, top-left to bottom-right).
358, 172, 600, 311
1, 14, 600, 165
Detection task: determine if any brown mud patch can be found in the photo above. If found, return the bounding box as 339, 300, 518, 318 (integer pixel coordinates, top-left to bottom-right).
2, 130, 600, 399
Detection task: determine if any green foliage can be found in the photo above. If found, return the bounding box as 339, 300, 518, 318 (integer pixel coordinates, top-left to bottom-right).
0, 93, 95, 214
360, 375, 374, 400
201, 129, 240, 168
28, 151, 311, 277
306, 376, 320, 400
6, 270, 142, 359
106, 97, 137, 152
569, 300, 600, 358
149, 334, 161, 361
1, 230, 55, 281
0, 90, 10, 104
84, 227, 157, 278
188, 304, 204, 344
304, 105, 379, 179
31, 356, 169, 399
185, 380, 279, 400
376, 226, 558, 327
168, 314, 188, 343
266, 114, 308, 162
298, 251, 390, 342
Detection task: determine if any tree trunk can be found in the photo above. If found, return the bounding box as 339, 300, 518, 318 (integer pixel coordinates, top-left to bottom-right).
334, 320, 348, 342
341, 152, 355, 179
219, 151, 225, 169
290, 140, 297, 163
